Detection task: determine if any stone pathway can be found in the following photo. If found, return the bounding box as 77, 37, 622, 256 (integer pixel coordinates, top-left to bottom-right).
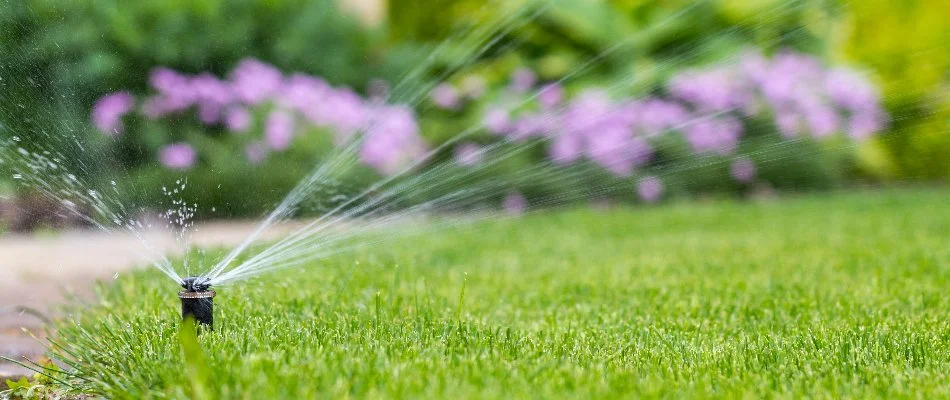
0, 220, 304, 379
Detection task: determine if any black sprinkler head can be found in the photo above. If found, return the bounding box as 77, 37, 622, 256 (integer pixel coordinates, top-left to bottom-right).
179, 277, 216, 331
181, 276, 212, 292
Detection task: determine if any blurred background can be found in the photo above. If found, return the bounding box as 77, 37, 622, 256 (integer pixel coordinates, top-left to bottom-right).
0, 0, 947, 230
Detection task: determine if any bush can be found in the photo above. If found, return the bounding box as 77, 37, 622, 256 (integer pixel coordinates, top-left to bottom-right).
388, 0, 881, 204
388, 0, 838, 86
94, 48, 884, 219
0, 0, 402, 182
3, 0, 891, 220
92, 60, 427, 217
839, 0, 950, 179
423, 49, 885, 205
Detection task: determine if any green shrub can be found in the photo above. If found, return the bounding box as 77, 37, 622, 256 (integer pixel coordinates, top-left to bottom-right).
0, 0, 398, 170
838, 0, 950, 179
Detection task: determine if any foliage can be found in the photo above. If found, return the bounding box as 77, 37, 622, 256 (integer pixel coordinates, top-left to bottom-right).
87, 59, 425, 217
385, 0, 869, 204
0, 0, 902, 219
838, 0, 950, 179
423, 49, 885, 205
41, 187, 950, 398
0, 0, 404, 198
388, 0, 839, 85
0, 358, 69, 399
88, 46, 886, 218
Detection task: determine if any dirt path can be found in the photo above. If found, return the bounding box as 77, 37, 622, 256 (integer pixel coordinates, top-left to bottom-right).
0, 221, 304, 379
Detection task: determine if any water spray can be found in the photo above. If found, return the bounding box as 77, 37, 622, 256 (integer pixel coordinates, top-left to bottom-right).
179, 277, 215, 330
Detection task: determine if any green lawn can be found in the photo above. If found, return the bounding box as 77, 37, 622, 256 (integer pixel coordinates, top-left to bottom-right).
34, 188, 950, 399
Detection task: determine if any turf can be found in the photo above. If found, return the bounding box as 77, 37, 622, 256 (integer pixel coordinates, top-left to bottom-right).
37, 187, 950, 399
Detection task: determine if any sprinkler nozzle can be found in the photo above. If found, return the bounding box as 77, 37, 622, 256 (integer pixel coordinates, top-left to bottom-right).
179, 277, 215, 331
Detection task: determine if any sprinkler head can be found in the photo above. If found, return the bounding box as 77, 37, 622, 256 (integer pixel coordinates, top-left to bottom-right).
182, 276, 212, 292
179, 277, 215, 331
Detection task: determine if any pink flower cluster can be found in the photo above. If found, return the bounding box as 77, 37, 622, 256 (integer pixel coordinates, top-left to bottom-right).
90, 92, 136, 136
458, 50, 887, 202
92, 59, 427, 173
673, 51, 888, 140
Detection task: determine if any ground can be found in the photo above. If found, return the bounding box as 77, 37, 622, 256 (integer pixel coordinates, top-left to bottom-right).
12, 187, 950, 398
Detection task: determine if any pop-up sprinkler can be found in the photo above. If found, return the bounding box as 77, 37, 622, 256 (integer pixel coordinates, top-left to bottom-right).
179, 277, 215, 330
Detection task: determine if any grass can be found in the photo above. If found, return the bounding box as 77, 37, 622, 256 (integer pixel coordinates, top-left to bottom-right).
35, 187, 950, 399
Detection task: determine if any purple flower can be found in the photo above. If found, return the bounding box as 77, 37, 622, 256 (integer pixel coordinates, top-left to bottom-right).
91, 92, 136, 136
772, 52, 823, 81
759, 74, 798, 107
510, 113, 554, 141
586, 125, 650, 176
739, 51, 771, 85
159, 143, 197, 170
265, 110, 295, 150
502, 192, 528, 215
637, 176, 664, 203
276, 74, 367, 143
192, 73, 232, 105
730, 157, 757, 183
244, 141, 268, 164
147, 68, 195, 115
430, 83, 461, 110
737, 51, 885, 141
669, 68, 750, 112
141, 96, 177, 119
461, 76, 487, 99
510, 68, 537, 94
801, 101, 839, 138
561, 90, 614, 138
774, 110, 801, 138
683, 116, 742, 155
635, 99, 688, 135
549, 131, 585, 164
324, 88, 367, 143
847, 110, 886, 140
549, 90, 659, 175
454, 142, 484, 166
230, 58, 284, 104
192, 74, 232, 125
538, 83, 564, 109
360, 105, 427, 174
197, 103, 221, 125
824, 68, 880, 112
483, 108, 511, 135
280, 74, 331, 115
757, 53, 824, 108
225, 107, 252, 133
150, 68, 193, 100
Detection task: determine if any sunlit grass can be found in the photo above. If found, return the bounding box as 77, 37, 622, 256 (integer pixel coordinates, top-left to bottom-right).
42, 187, 950, 399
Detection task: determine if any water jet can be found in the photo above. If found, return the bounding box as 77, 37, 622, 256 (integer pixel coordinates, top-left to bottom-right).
179, 277, 215, 330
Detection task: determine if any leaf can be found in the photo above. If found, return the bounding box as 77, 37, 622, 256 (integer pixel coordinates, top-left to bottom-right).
5, 376, 31, 391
